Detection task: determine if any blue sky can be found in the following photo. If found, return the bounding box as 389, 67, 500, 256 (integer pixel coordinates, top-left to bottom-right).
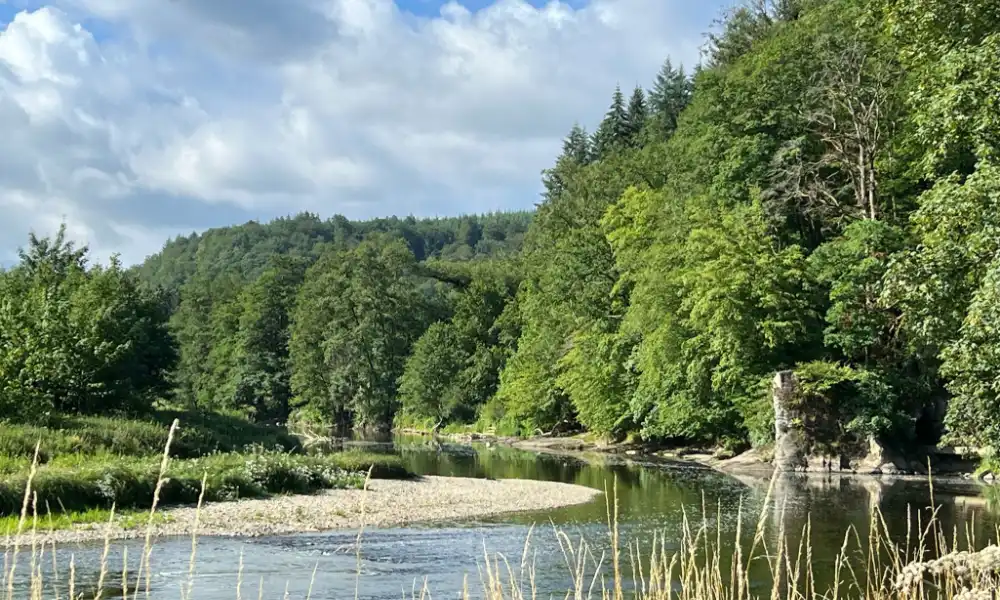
0, 0, 730, 265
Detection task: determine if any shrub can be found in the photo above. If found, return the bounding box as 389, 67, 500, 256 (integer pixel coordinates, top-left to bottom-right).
0, 450, 401, 518
0, 411, 300, 463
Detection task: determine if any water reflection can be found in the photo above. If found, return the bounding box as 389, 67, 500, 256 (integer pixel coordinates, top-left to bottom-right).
9, 436, 997, 600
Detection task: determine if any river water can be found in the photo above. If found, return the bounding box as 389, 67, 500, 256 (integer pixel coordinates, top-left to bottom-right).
14, 436, 998, 599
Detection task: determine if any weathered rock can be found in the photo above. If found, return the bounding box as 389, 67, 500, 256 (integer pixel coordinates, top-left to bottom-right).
773, 370, 809, 472
854, 437, 905, 474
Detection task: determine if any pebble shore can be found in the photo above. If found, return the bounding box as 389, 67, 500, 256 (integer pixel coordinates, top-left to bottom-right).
4, 476, 602, 547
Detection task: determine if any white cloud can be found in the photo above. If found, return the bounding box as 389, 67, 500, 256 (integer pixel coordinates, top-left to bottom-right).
0, 0, 716, 265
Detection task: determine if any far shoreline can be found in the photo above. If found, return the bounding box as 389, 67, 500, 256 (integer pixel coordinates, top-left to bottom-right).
394, 427, 984, 485
3, 475, 603, 548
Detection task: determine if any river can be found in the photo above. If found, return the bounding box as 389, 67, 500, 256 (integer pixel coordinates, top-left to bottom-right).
14, 435, 998, 599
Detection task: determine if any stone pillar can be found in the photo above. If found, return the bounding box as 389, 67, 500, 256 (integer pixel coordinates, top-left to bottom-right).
772, 370, 807, 472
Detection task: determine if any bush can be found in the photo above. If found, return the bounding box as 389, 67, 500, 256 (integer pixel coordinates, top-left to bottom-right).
321, 450, 413, 480
0, 411, 300, 463
0, 450, 385, 518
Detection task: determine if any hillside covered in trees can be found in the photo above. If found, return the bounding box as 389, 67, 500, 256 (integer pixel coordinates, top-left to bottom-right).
3, 0, 999, 466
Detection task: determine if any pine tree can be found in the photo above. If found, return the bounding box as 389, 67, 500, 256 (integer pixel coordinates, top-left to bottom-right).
591, 85, 630, 160
648, 58, 692, 138
543, 124, 593, 202
625, 85, 648, 146
563, 123, 592, 165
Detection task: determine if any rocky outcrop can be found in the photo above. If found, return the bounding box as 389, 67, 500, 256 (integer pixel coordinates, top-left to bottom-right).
772, 370, 809, 472
771, 370, 921, 475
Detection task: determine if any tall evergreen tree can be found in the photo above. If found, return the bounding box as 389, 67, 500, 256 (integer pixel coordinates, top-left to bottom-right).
648, 58, 691, 137
563, 123, 592, 165
625, 85, 648, 146
591, 85, 630, 160
543, 124, 593, 201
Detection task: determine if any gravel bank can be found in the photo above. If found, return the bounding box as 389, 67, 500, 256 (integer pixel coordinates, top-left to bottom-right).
4, 476, 602, 547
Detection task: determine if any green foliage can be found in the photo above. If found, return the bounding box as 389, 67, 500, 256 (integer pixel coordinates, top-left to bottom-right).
625, 201, 819, 446
647, 58, 692, 138
792, 361, 899, 444
883, 163, 1000, 354
397, 323, 466, 423
231, 256, 307, 422
398, 266, 520, 426
810, 220, 906, 363
0, 449, 412, 518
886, 0, 1000, 173
136, 212, 533, 293
0, 412, 299, 462
289, 237, 436, 430
592, 85, 632, 159
0, 227, 176, 420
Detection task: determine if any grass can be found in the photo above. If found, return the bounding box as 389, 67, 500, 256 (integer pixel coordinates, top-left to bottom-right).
322, 450, 412, 479
0, 508, 172, 533
0, 449, 412, 518
0, 410, 300, 463
0, 411, 413, 523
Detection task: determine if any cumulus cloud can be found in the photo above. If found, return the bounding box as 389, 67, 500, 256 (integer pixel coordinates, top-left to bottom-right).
0, 0, 720, 265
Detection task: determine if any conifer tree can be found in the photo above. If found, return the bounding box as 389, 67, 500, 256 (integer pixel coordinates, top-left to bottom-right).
563, 123, 592, 165
625, 85, 648, 146
591, 85, 630, 159
648, 59, 691, 137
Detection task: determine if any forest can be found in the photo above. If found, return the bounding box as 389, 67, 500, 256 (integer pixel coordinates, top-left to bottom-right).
2, 0, 998, 464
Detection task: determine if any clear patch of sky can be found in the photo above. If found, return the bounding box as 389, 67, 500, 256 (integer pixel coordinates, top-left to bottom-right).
1, 0, 121, 42
0, 2, 21, 25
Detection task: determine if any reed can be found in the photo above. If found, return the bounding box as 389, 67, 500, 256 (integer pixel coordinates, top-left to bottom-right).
1, 428, 999, 600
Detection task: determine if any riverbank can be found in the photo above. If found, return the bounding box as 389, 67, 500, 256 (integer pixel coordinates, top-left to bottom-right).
396, 427, 983, 481
3, 475, 602, 546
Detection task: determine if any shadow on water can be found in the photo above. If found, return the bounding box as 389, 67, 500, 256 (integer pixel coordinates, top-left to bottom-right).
12, 434, 999, 599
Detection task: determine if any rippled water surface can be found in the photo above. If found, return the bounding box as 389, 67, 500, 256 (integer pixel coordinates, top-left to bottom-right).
15, 436, 998, 599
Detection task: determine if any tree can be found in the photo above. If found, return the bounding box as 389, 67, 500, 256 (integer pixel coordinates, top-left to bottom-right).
625, 85, 648, 145
231, 256, 307, 422
290, 237, 434, 430
885, 0, 1000, 175
623, 201, 819, 446
591, 85, 630, 160
0, 231, 176, 420
791, 30, 901, 221
706, 0, 805, 67
398, 267, 520, 426
397, 323, 466, 424
884, 164, 1000, 448
647, 59, 691, 137
543, 125, 592, 201
563, 124, 592, 165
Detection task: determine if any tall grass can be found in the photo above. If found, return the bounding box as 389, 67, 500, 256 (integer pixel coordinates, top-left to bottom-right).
2, 426, 999, 600
0, 410, 411, 522
0, 411, 300, 462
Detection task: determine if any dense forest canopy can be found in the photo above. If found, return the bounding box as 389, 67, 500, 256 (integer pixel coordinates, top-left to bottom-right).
3, 0, 1000, 465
